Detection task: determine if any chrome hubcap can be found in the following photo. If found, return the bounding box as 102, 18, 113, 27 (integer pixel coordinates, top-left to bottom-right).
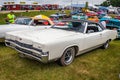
64, 48, 74, 64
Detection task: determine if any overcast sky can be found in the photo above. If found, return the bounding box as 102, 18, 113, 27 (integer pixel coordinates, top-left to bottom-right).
0, 0, 106, 5
35, 0, 106, 5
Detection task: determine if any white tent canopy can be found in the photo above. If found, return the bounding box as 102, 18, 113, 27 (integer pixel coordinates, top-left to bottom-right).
89, 4, 99, 9
0, 5, 2, 11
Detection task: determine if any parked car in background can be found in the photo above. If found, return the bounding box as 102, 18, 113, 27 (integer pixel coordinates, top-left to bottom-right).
50, 13, 67, 19
0, 15, 54, 41
72, 13, 88, 20
70, 10, 81, 15
86, 11, 98, 17
100, 17, 120, 38
96, 10, 106, 19
50, 15, 59, 21
5, 20, 117, 66
88, 15, 99, 22
86, 11, 99, 22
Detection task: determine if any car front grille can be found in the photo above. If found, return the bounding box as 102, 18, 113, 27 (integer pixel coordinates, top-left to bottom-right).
15, 46, 41, 59
7, 39, 42, 52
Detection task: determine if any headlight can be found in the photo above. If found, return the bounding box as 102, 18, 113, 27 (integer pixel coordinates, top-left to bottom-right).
5, 34, 11, 39
32, 42, 49, 55
5, 34, 16, 40
33, 42, 44, 49
33, 44, 42, 49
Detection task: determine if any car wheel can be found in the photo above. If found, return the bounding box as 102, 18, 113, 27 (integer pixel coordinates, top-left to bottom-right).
102, 40, 109, 49
59, 47, 75, 66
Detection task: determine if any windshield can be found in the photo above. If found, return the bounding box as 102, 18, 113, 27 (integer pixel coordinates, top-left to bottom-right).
52, 21, 86, 33
15, 18, 32, 25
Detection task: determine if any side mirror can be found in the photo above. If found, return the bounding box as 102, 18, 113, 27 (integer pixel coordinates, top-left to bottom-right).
87, 30, 94, 33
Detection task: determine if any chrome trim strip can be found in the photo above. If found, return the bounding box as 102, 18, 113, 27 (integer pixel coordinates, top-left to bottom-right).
76, 44, 103, 56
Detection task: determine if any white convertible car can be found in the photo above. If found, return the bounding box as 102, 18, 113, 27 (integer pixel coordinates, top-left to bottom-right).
5, 20, 117, 66
0, 15, 53, 41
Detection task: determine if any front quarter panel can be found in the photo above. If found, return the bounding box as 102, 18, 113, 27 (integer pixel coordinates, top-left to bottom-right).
45, 34, 84, 61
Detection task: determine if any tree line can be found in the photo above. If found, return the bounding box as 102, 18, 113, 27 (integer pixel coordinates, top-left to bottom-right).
101, 0, 120, 7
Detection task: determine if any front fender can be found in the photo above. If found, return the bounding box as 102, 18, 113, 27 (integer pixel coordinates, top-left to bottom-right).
46, 41, 79, 61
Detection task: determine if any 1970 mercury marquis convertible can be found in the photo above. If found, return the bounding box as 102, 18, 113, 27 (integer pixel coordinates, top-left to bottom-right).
0, 15, 53, 41
5, 20, 117, 66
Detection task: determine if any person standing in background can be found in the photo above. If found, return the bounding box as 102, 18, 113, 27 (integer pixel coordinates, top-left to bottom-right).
5, 11, 16, 24
101, 21, 106, 28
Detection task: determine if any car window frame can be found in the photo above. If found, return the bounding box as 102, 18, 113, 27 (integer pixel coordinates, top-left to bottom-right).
52, 20, 86, 33
85, 22, 104, 34
15, 17, 33, 25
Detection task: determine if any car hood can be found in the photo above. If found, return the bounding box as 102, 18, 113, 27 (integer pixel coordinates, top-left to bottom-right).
7, 28, 83, 44
0, 24, 28, 28
0, 24, 51, 38
0, 24, 29, 38
0, 24, 28, 33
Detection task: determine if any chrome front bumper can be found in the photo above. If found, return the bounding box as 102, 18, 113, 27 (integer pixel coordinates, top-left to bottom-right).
5, 39, 49, 63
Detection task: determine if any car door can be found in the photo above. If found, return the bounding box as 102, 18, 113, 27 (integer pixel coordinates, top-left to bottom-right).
83, 23, 104, 50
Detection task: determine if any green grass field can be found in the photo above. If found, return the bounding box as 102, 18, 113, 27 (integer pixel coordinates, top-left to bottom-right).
0, 10, 70, 24
0, 11, 120, 80
0, 40, 120, 80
